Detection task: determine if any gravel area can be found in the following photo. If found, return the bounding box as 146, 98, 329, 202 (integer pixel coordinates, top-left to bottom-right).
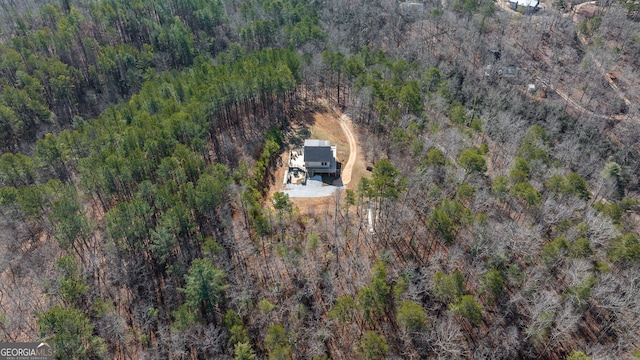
282, 176, 344, 198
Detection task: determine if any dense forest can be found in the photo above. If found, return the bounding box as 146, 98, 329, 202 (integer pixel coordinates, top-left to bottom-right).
1, 0, 640, 359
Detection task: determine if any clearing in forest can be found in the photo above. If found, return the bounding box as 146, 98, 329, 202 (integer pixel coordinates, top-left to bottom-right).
269, 110, 367, 213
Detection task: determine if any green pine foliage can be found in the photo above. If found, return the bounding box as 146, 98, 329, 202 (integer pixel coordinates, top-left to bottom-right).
39, 306, 107, 360
328, 296, 358, 324
0, 0, 639, 358
55, 255, 89, 304
433, 270, 465, 304
428, 199, 472, 243
181, 258, 228, 319
481, 269, 505, 302
458, 148, 487, 175
609, 233, 640, 264
356, 331, 389, 360
449, 295, 483, 325
397, 300, 427, 331
566, 351, 591, 360
265, 324, 292, 360
357, 261, 390, 323
234, 342, 257, 360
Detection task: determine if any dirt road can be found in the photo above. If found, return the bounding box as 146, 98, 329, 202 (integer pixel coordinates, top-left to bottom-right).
539, 79, 614, 120
338, 114, 357, 185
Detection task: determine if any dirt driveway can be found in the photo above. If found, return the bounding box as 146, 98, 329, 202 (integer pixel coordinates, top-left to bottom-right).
338, 114, 357, 186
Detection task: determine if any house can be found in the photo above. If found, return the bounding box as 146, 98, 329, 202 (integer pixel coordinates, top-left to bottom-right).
303, 139, 337, 177
508, 0, 541, 12
497, 65, 518, 77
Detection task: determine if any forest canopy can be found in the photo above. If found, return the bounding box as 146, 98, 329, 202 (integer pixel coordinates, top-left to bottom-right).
1, 0, 640, 359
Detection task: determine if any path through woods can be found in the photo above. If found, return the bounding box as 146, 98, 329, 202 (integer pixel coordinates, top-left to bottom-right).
338, 113, 357, 186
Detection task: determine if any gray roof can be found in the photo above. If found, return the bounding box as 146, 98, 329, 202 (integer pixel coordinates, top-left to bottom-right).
304, 139, 333, 163
304, 146, 333, 162
304, 139, 331, 147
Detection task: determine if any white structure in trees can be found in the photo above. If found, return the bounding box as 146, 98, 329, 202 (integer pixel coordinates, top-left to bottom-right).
508, 0, 541, 12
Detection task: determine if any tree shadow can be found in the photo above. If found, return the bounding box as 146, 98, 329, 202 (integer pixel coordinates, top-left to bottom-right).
286, 110, 315, 148
322, 162, 343, 185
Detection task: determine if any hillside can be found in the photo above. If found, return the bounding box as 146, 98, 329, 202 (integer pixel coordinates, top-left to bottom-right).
0, 0, 640, 359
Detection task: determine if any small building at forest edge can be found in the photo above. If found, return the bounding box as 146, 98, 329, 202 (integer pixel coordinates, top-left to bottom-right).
508, 0, 541, 12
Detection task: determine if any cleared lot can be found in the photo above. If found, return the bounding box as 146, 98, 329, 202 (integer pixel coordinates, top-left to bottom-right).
268, 109, 369, 212
282, 176, 344, 198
